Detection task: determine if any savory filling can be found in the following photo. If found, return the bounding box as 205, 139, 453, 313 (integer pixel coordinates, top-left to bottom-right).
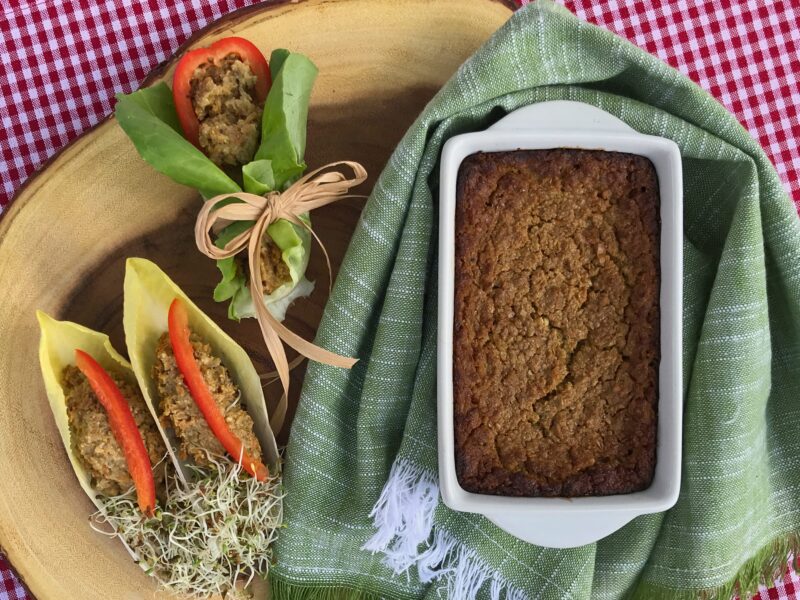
190, 54, 261, 166
234, 235, 291, 297
259, 235, 291, 294
153, 332, 262, 467
63, 365, 165, 497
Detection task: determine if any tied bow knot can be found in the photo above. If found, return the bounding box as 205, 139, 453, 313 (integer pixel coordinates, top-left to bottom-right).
194, 161, 367, 435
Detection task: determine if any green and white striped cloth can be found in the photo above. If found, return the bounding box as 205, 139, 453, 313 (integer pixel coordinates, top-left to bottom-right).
270, 1, 800, 598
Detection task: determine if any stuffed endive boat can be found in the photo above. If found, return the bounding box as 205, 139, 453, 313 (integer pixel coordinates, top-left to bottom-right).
123, 257, 280, 481
36, 259, 284, 596
36, 312, 165, 555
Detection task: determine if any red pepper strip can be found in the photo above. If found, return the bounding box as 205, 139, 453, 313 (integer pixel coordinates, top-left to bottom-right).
167, 298, 269, 481
74, 350, 157, 516
172, 36, 271, 149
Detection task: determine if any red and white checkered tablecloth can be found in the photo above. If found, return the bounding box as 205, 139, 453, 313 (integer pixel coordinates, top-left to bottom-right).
0, 0, 798, 598
762, 568, 800, 600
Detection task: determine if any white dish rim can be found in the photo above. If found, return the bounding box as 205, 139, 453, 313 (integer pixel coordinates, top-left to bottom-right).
436, 100, 683, 547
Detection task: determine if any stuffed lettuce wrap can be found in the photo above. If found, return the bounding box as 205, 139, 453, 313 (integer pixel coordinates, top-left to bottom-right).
115, 47, 319, 323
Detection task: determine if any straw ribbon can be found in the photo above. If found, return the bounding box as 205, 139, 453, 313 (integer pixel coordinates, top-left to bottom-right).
194, 161, 367, 435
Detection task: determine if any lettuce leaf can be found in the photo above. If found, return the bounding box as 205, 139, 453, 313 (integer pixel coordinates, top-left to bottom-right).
268, 49, 290, 79
269, 213, 312, 285
212, 220, 254, 319
231, 276, 315, 323
214, 213, 313, 322
242, 159, 276, 195
254, 50, 319, 189
216, 50, 318, 320
115, 83, 241, 199
115, 52, 319, 323
122, 83, 182, 133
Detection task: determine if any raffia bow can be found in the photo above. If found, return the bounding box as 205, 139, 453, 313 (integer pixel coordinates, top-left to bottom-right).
194, 161, 367, 435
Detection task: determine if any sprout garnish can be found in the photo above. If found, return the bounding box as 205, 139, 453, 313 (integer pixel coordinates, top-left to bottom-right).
91, 453, 283, 597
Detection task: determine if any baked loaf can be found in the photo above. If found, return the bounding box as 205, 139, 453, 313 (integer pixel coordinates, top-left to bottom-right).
453, 149, 660, 497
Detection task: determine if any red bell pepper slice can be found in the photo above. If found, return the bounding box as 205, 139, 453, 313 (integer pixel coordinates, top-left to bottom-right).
74, 350, 157, 516
167, 298, 269, 481
172, 36, 271, 149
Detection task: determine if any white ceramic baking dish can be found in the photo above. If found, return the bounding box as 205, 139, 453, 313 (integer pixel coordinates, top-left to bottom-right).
437, 100, 683, 548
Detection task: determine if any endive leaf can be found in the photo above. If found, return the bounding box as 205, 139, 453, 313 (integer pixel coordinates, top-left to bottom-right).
122, 258, 280, 482
36, 311, 148, 561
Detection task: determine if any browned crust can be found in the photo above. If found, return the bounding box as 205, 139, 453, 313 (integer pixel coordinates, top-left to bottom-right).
453, 149, 660, 497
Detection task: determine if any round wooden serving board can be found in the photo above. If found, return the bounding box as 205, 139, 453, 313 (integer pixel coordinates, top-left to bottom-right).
0, 0, 512, 598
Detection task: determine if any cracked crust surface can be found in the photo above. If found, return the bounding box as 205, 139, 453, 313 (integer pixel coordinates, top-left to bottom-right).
453, 149, 659, 497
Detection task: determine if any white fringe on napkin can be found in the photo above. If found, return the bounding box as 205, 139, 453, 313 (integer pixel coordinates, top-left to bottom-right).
363, 458, 528, 600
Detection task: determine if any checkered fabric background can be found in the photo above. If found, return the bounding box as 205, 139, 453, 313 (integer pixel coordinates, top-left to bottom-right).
762, 568, 800, 600
0, 0, 798, 598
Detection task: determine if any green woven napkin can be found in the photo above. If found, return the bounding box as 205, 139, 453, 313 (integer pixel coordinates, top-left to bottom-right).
270, 1, 800, 598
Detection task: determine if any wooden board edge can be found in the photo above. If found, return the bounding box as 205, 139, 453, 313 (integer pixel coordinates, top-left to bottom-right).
0, 0, 516, 594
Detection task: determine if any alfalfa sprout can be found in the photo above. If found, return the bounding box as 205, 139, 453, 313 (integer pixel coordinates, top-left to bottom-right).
90, 454, 283, 598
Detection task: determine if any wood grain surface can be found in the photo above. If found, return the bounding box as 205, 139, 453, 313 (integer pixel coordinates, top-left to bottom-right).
0, 0, 512, 598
